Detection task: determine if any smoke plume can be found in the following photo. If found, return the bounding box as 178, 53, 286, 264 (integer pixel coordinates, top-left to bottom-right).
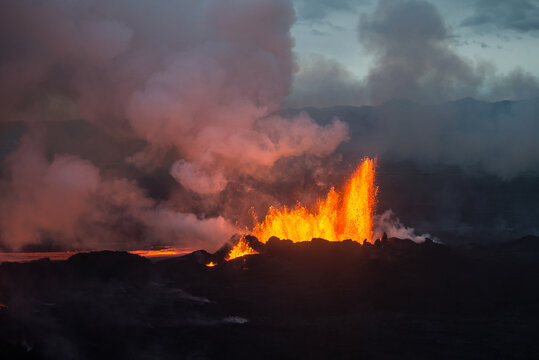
0, 0, 352, 250
0, 134, 235, 251
1, 0, 348, 190
374, 210, 436, 244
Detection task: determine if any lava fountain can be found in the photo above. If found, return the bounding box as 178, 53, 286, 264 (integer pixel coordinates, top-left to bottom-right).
252, 157, 377, 244
226, 237, 260, 261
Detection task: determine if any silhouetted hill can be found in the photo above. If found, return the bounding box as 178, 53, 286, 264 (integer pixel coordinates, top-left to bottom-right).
500, 234, 539, 252
1, 237, 537, 359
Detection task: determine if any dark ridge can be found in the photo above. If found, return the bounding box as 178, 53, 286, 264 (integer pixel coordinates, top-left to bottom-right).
501, 234, 539, 251
67, 251, 152, 282
1, 238, 538, 359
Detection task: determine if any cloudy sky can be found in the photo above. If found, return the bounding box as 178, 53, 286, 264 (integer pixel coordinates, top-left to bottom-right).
289, 0, 539, 106
0, 0, 538, 251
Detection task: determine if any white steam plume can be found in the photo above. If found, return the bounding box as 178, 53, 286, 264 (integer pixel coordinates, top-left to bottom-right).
374, 210, 438, 244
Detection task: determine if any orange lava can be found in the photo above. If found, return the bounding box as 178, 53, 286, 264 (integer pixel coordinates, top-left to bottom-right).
226, 237, 259, 261
130, 247, 190, 258
251, 158, 377, 243
0, 247, 191, 264
205, 261, 217, 267
0, 251, 80, 263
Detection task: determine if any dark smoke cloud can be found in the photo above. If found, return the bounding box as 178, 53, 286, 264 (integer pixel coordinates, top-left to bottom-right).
296, 102, 539, 241
462, 0, 539, 33
488, 67, 539, 100
289, 0, 539, 107
357, 0, 484, 104
286, 56, 363, 107
305, 96, 539, 178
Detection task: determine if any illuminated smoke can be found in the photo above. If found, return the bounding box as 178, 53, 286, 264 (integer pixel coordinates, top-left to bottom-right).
0, 0, 348, 250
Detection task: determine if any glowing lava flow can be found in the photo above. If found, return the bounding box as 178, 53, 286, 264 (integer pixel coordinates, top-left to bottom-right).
226, 237, 259, 261
130, 247, 190, 258
223, 158, 376, 262
251, 158, 377, 244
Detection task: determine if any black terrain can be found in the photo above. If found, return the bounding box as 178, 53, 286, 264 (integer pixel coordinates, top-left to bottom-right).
1, 236, 538, 359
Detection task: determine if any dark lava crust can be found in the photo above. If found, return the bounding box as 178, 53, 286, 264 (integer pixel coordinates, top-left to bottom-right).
1, 236, 538, 359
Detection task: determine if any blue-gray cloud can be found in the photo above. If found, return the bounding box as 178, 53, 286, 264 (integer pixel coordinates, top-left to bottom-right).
462, 0, 539, 33
287, 56, 363, 107
293, 0, 367, 20
289, 0, 539, 107
358, 0, 484, 104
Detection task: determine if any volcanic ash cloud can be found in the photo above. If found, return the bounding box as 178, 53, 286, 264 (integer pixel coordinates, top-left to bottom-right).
0, 0, 349, 250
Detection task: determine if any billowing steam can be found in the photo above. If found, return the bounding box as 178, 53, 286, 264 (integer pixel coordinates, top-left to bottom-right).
124, 0, 347, 193
0, 0, 349, 250
373, 210, 436, 244
0, 134, 236, 251
0, 0, 347, 190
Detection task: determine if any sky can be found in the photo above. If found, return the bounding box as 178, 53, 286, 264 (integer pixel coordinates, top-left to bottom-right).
0, 0, 538, 252
289, 0, 539, 106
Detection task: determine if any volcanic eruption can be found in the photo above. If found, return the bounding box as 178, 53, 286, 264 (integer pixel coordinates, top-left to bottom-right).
252, 157, 377, 243
1, 0, 538, 358
224, 158, 377, 261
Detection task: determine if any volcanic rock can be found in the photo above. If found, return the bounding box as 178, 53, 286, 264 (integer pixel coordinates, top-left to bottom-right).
0, 237, 537, 359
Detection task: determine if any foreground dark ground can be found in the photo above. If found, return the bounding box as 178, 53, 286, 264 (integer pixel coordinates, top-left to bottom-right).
0, 236, 538, 359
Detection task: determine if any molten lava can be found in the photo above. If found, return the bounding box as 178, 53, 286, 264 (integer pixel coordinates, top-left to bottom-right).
226, 236, 259, 261
223, 158, 376, 262
205, 261, 217, 267
130, 247, 190, 258
251, 158, 377, 243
